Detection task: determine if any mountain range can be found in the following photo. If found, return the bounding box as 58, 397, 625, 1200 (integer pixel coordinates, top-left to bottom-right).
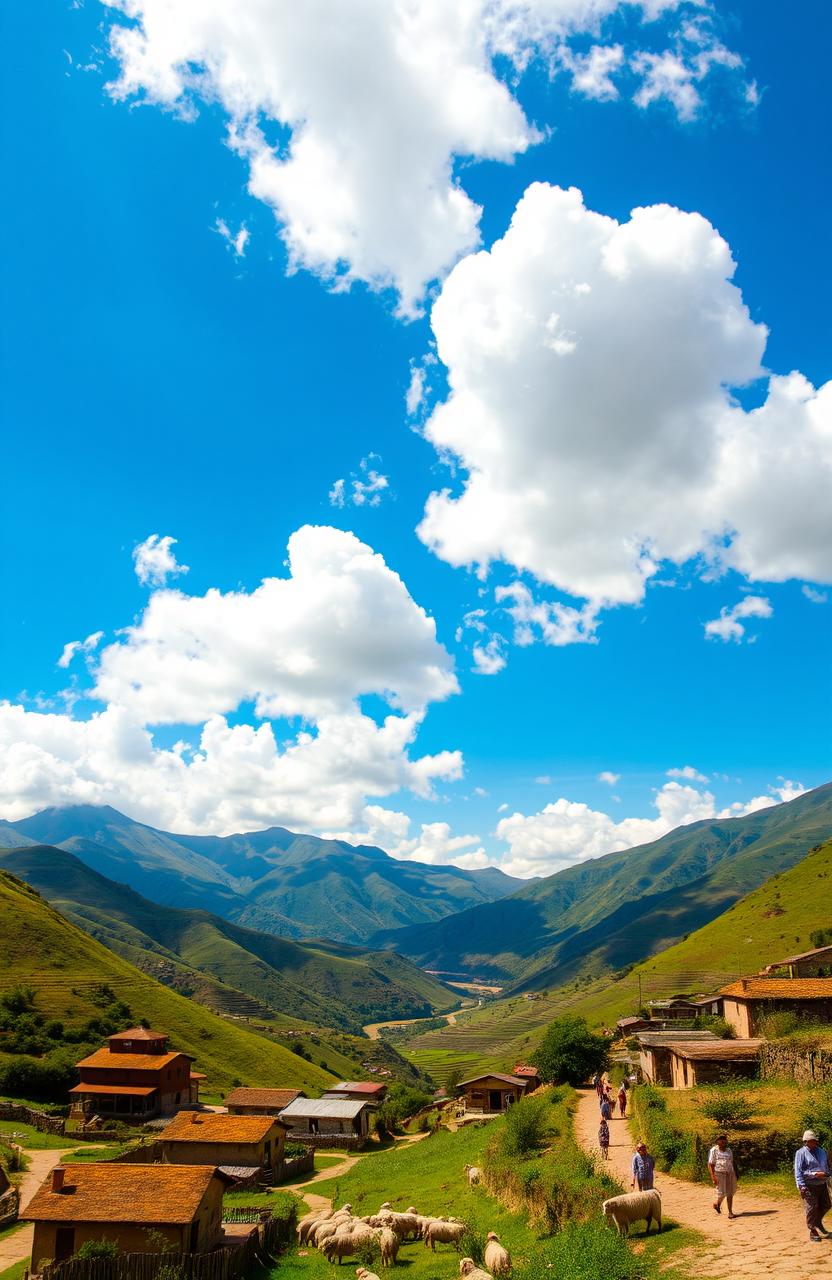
374, 782, 832, 989
0, 805, 522, 945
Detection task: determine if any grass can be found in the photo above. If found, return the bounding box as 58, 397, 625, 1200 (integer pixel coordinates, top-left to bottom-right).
61, 1143, 133, 1163
0, 1120, 82, 1151
0, 1259, 28, 1280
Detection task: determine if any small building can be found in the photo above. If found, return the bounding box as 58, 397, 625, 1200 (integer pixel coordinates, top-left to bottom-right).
70, 1028, 200, 1122
616, 1016, 652, 1038
760, 945, 832, 979
667, 1039, 763, 1088
278, 1097, 373, 1148
24, 1164, 227, 1267
635, 1031, 719, 1085
647, 996, 701, 1022
512, 1065, 542, 1091
456, 1073, 528, 1114
720, 978, 832, 1038
160, 1112, 287, 1181
322, 1081, 387, 1105
223, 1087, 305, 1115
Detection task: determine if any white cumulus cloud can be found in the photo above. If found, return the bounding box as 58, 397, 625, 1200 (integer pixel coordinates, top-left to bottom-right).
133, 534, 189, 587
704, 595, 772, 643
58, 631, 104, 670
329, 456, 390, 509
417, 184, 832, 620
598, 770, 620, 785
327, 806, 489, 869
98, 1, 748, 314
667, 764, 708, 782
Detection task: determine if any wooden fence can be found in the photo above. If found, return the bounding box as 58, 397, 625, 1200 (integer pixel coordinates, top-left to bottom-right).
279, 1149, 314, 1180
35, 1211, 296, 1280
288, 1133, 365, 1151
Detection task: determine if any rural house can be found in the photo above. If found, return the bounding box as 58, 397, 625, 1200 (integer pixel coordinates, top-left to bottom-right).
278, 1097, 372, 1148
635, 1030, 720, 1085
455, 1073, 528, 1114
322, 1081, 388, 1105
70, 1028, 201, 1122
24, 1164, 227, 1266
616, 1016, 652, 1038
667, 1038, 763, 1088
719, 978, 832, 1037
223, 1087, 305, 1115
646, 996, 702, 1022
512, 1064, 542, 1090
759, 944, 832, 979
160, 1112, 287, 1181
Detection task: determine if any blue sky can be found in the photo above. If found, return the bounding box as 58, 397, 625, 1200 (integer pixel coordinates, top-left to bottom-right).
1, 0, 829, 877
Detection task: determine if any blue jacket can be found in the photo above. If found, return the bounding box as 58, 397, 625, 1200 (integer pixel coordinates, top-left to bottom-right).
632, 1152, 655, 1189
795, 1144, 830, 1191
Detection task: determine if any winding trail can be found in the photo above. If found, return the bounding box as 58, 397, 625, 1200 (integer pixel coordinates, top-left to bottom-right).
574, 1088, 820, 1279
285, 1131, 430, 1216
0, 1147, 77, 1272
363, 1012, 460, 1040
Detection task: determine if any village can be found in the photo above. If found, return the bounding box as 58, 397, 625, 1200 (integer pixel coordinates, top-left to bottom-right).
0, 941, 831, 1280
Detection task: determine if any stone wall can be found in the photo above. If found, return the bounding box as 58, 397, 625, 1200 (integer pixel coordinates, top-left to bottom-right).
760, 1043, 832, 1085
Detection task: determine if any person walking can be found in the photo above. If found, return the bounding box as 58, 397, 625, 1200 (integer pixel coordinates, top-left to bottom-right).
592, 1073, 602, 1098
606, 1087, 617, 1117
600, 1092, 612, 1122
708, 1134, 738, 1218
631, 1141, 655, 1191
598, 1117, 610, 1160
795, 1128, 831, 1243
618, 1080, 628, 1118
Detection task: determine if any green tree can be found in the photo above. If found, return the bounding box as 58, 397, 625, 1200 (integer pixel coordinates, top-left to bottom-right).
531, 1015, 609, 1086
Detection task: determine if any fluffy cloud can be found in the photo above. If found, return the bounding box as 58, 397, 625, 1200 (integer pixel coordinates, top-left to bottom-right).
326, 805, 488, 869
1, 527, 462, 836
329, 456, 390, 508
99, 1, 747, 313
719, 779, 806, 818
57, 631, 104, 670
497, 582, 599, 646
803, 585, 828, 604
704, 595, 772, 643
496, 779, 716, 875
418, 184, 832, 615
667, 764, 707, 782
598, 770, 620, 785
133, 534, 189, 587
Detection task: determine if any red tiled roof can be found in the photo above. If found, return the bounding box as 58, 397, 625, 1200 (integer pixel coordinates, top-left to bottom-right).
326, 1082, 386, 1095
69, 1084, 157, 1097
76, 1049, 187, 1072
720, 978, 832, 1000
109, 1028, 167, 1042
224, 1088, 303, 1109
24, 1164, 220, 1224
512, 1065, 541, 1077
161, 1112, 286, 1143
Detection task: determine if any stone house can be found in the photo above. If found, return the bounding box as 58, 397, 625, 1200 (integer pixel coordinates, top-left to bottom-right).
635, 1030, 719, 1085
159, 1112, 287, 1181
455, 1073, 528, 1114
24, 1164, 227, 1267
278, 1097, 372, 1146
760, 945, 832, 979
223, 1087, 305, 1116
667, 1038, 763, 1088
70, 1028, 201, 1122
719, 978, 832, 1037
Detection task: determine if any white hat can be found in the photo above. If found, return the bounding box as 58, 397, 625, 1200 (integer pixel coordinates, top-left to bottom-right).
803, 1130, 819, 1142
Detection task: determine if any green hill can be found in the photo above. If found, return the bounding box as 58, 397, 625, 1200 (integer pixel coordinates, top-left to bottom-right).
0, 868, 335, 1097
375, 782, 832, 988
2, 805, 522, 945
0, 845, 459, 1031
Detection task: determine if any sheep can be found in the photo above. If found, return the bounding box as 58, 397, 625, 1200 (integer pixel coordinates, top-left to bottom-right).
378, 1226, 399, 1267
298, 1209, 330, 1244
322, 1231, 369, 1264
424, 1220, 466, 1251
483, 1233, 511, 1277
381, 1211, 420, 1240
459, 1260, 493, 1280
356, 1270, 381, 1280
464, 1164, 482, 1186
602, 1189, 662, 1238
315, 1216, 354, 1247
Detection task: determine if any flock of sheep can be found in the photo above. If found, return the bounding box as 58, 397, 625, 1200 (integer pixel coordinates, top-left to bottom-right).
296, 1186, 512, 1278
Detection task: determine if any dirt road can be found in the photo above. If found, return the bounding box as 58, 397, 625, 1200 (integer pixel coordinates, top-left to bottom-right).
363, 1012, 460, 1040
574, 1089, 821, 1279
0, 1147, 77, 1272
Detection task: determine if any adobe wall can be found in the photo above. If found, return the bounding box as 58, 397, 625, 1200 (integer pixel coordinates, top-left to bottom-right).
760, 1042, 832, 1085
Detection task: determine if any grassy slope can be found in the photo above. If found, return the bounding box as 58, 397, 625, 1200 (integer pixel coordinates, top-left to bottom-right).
375, 782, 832, 986
0, 870, 333, 1095
0, 846, 459, 1031
402, 837, 832, 1083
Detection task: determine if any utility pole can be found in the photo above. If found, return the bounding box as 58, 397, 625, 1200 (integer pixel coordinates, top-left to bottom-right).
637, 973, 643, 1012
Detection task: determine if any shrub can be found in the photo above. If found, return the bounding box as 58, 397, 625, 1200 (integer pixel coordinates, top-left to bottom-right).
700, 1084, 758, 1130
516, 1222, 642, 1280
693, 1015, 735, 1040
284, 1141, 308, 1159
499, 1095, 552, 1157
803, 1084, 832, 1147
75, 1241, 119, 1260
0, 986, 36, 1015
532, 1015, 609, 1086
354, 1236, 381, 1268
458, 1227, 485, 1266
757, 1010, 802, 1039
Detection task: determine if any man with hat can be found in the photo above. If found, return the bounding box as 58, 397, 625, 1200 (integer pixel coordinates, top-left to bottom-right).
795, 1129, 831, 1242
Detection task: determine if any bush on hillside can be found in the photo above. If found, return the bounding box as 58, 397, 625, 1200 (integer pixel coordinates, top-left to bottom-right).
803, 1084, 832, 1147
75, 1242, 119, 1260
458, 1227, 485, 1266
516, 1222, 642, 1280
377, 1082, 433, 1131
532, 1015, 609, 1086
632, 1086, 701, 1179
700, 1083, 758, 1130
693, 1015, 735, 1040
499, 1095, 552, 1157
0, 1052, 79, 1101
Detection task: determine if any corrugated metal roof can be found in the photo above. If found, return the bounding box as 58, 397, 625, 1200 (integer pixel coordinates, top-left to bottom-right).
279, 1098, 369, 1119
325, 1082, 386, 1095
720, 978, 832, 1000
457, 1073, 527, 1088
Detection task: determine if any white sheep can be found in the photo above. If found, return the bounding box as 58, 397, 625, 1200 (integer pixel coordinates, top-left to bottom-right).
382, 1211, 420, 1240
378, 1226, 399, 1267
322, 1231, 370, 1264
483, 1233, 510, 1277
459, 1260, 493, 1280
464, 1164, 482, 1186
356, 1269, 381, 1280
424, 1220, 466, 1251
298, 1209, 330, 1243
602, 1189, 662, 1237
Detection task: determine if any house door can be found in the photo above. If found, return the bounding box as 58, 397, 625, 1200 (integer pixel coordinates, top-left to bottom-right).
489, 1091, 502, 1111
55, 1228, 76, 1261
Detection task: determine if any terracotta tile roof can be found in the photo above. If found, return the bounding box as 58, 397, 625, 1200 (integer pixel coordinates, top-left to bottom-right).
720, 978, 832, 1000
224, 1088, 303, 1109
24, 1164, 219, 1224
512, 1065, 541, 1077
667, 1039, 764, 1061
325, 1082, 387, 1096
109, 1028, 167, 1042
68, 1084, 157, 1097
457, 1073, 527, 1088
76, 1049, 186, 1072
161, 1112, 286, 1143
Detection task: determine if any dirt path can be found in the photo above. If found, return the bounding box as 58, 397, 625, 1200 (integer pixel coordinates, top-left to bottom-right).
574, 1089, 819, 1279
286, 1131, 430, 1215
0, 1147, 77, 1271
363, 1012, 461, 1040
